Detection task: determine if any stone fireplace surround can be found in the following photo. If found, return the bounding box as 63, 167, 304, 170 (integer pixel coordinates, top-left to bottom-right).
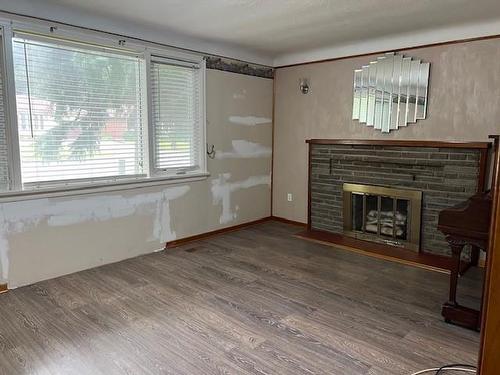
306, 139, 490, 260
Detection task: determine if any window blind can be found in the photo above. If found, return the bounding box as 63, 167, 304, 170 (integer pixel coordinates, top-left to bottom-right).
12, 36, 146, 186
0, 35, 10, 191
151, 59, 201, 172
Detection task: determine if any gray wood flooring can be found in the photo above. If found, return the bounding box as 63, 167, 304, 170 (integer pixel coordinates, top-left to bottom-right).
0, 221, 481, 375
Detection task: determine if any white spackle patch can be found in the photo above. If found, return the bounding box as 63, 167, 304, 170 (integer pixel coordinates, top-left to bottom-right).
216, 140, 272, 159
228, 116, 271, 126
0, 185, 190, 283
211, 173, 270, 224
233, 89, 247, 100
152, 187, 190, 243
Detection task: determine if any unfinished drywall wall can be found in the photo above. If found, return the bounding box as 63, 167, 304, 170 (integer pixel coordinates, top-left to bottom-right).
273, 38, 500, 223
0, 69, 273, 288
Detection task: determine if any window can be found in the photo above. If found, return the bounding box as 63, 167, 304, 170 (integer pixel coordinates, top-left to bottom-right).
13, 36, 146, 186
0, 27, 206, 194
0, 34, 10, 191
151, 58, 203, 174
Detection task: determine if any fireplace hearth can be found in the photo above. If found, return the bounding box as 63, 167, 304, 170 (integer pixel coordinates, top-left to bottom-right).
343, 183, 422, 251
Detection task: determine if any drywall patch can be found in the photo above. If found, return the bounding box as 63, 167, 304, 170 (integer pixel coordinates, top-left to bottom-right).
0, 185, 190, 283
152, 186, 190, 242
216, 140, 272, 159
211, 173, 270, 224
229, 116, 271, 126
233, 89, 247, 100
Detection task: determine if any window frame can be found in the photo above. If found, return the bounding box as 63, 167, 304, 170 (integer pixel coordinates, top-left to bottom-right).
148, 54, 207, 178
0, 18, 208, 199
12, 34, 150, 187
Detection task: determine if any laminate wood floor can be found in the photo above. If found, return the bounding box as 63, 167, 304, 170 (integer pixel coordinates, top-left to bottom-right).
0, 221, 481, 375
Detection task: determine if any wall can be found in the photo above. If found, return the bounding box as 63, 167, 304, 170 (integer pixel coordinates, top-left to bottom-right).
273, 38, 500, 223
0, 69, 273, 288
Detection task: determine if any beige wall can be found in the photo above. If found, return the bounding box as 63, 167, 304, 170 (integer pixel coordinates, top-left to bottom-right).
0, 69, 273, 288
273, 38, 500, 223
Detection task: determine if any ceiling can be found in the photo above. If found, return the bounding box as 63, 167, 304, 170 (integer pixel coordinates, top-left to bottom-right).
1, 0, 500, 66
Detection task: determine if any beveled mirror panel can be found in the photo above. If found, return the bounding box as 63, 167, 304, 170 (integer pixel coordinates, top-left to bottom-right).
352, 52, 430, 133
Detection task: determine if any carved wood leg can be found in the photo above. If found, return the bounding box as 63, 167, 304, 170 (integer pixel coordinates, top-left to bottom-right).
448, 242, 465, 306
442, 238, 484, 330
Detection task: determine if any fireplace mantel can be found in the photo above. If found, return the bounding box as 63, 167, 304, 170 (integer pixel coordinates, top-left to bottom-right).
306, 138, 492, 149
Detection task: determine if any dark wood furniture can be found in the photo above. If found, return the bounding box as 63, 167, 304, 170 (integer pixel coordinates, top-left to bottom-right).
437, 136, 499, 331
437, 192, 492, 330
302, 139, 491, 270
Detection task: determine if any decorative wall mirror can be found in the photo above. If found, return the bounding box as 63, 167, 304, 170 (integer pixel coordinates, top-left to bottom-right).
352, 52, 430, 133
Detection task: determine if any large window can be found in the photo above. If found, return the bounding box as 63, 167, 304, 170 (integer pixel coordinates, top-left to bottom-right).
0, 26, 206, 193
13, 37, 146, 186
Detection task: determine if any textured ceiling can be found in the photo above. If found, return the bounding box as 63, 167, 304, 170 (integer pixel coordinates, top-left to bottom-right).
1, 0, 500, 66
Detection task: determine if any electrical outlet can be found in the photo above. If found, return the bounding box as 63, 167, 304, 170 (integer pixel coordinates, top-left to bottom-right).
287, 193, 293, 202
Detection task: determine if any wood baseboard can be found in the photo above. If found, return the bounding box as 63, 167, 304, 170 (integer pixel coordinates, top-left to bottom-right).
270, 216, 307, 227
165, 217, 273, 249
0, 283, 8, 294
296, 229, 457, 274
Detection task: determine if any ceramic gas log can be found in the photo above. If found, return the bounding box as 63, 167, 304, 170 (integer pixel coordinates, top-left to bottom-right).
365, 210, 407, 237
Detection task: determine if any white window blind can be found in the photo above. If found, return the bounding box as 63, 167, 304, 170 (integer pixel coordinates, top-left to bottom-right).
12, 36, 146, 186
151, 59, 201, 172
0, 35, 10, 191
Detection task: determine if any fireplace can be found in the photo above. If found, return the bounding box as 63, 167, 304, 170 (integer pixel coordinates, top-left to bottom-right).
306, 139, 488, 265
343, 183, 422, 251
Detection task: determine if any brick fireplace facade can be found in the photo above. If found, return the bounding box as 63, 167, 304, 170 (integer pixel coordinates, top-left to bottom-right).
308, 140, 488, 256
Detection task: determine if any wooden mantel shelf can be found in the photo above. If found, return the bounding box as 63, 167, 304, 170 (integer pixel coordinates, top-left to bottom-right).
306, 139, 492, 149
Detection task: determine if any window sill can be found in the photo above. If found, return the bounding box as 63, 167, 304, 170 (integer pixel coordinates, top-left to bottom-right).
0, 172, 210, 203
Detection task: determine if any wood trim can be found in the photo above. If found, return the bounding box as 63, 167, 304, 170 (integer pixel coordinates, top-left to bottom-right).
0, 283, 7, 294
165, 217, 272, 248
307, 142, 312, 231
306, 138, 492, 149
270, 216, 307, 227
270, 73, 276, 216
296, 229, 461, 274
276, 33, 500, 69
478, 148, 490, 192
478, 135, 500, 374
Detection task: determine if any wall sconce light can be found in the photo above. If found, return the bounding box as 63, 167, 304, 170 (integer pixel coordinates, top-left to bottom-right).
299, 78, 310, 94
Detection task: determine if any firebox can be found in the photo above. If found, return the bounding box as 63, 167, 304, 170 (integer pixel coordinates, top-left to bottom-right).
343, 183, 422, 251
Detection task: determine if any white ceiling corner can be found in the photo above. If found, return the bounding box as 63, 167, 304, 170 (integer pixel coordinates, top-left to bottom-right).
0, 0, 499, 67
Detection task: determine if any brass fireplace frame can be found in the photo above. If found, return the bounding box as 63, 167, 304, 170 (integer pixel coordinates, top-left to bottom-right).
343, 183, 422, 251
